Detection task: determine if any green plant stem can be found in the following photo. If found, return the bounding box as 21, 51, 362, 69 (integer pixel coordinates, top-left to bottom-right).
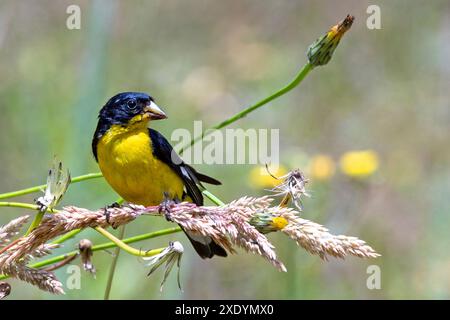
25, 207, 61, 237
202, 190, 225, 206
181, 62, 314, 153
94, 226, 163, 258
102, 197, 126, 299
24, 210, 46, 236
0, 172, 103, 200
104, 225, 125, 300
52, 229, 82, 244
0, 202, 41, 210
0, 227, 179, 280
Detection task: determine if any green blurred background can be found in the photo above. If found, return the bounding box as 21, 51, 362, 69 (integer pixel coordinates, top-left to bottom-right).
0, 0, 449, 299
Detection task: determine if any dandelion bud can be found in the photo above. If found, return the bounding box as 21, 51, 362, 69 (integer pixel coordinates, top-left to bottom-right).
307, 14, 354, 67
250, 211, 288, 234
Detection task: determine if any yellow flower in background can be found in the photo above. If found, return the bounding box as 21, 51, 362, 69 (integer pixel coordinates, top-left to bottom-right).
340, 150, 379, 178
249, 164, 288, 188
308, 155, 335, 180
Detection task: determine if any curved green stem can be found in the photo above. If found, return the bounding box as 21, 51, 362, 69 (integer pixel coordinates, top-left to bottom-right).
94, 226, 163, 258
0, 172, 103, 200
181, 62, 313, 153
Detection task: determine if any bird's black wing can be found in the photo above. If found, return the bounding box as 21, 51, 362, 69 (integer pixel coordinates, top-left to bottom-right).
148, 128, 220, 206
149, 128, 227, 259
148, 129, 227, 259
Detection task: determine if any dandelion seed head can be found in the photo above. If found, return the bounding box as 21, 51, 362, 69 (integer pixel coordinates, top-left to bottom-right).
269, 169, 310, 211
144, 241, 184, 291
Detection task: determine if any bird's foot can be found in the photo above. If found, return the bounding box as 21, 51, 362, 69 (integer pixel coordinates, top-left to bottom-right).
158, 193, 180, 222
104, 202, 121, 229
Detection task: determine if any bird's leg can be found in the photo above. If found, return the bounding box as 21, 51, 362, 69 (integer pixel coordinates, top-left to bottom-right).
104, 202, 121, 229
158, 192, 180, 222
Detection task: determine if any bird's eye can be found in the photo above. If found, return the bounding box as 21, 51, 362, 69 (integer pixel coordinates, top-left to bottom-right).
127, 99, 137, 110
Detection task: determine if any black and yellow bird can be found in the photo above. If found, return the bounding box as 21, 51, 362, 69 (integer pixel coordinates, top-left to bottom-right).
92, 92, 227, 258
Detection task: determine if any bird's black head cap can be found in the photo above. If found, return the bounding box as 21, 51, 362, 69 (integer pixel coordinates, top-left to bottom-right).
92, 92, 167, 160
99, 92, 162, 125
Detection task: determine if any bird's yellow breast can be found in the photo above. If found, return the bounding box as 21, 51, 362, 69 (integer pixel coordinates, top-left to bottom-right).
96, 125, 184, 206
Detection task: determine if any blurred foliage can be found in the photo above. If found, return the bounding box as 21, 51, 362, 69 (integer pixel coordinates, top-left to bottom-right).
0, 0, 449, 299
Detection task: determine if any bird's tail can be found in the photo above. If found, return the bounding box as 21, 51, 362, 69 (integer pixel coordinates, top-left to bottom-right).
181, 227, 227, 259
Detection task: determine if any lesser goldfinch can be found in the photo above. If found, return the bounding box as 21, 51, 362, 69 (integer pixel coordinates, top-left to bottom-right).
92, 92, 227, 258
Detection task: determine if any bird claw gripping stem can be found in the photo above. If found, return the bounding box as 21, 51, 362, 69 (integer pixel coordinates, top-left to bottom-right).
104, 202, 122, 229
158, 193, 180, 222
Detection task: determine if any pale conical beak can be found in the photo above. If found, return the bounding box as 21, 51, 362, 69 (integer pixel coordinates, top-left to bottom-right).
144, 101, 167, 120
